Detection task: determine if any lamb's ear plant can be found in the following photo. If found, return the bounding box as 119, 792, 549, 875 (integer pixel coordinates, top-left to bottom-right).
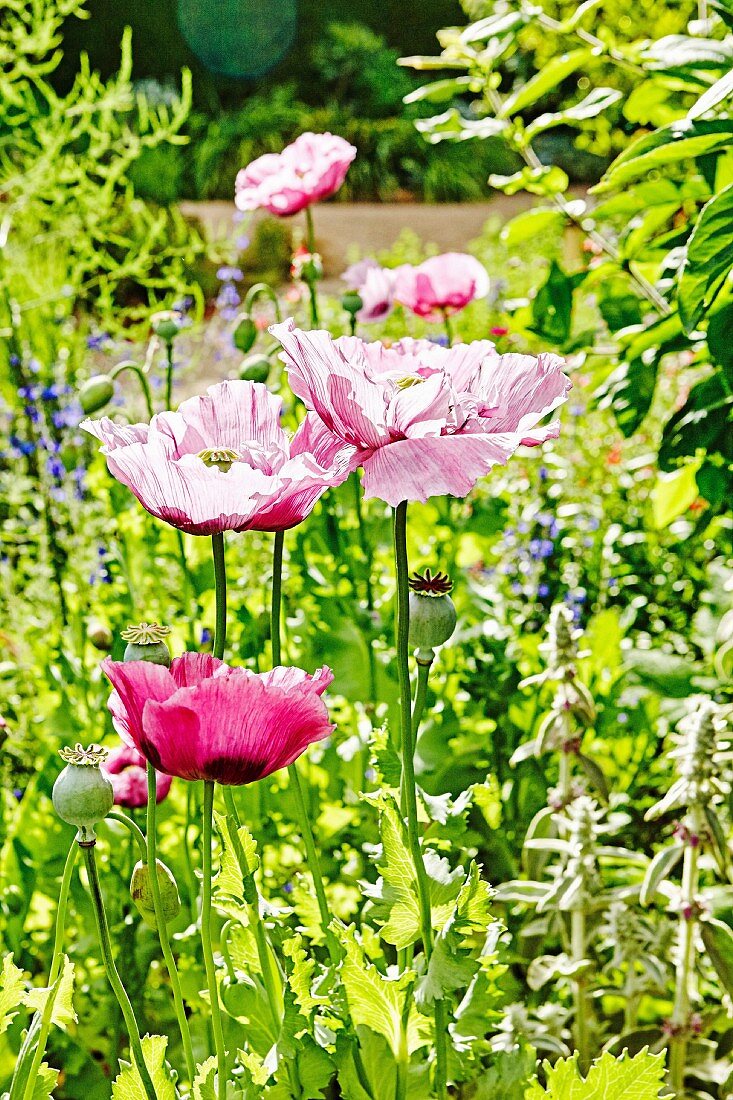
640, 697, 733, 1098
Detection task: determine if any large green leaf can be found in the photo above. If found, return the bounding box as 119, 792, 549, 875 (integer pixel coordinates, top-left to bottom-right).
650, 464, 702, 529
599, 358, 657, 437
0, 954, 26, 1035
596, 120, 733, 193
707, 302, 733, 385
111, 1035, 177, 1100
24, 955, 76, 1030
689, 68, 733, 120
500, 50, 591, 117
340, 925, 421, 1058
658, 373, 733, 471
678, 182, 733, 329
700, 917, 733, 998
526, 87, 623, 140
526, 1048, 665, 1099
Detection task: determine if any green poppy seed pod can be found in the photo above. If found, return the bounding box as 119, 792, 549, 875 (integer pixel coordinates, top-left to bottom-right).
342, 290, 363, 316
150, 310, 183, 343
79, 374, 115, 415
87, 618, 113, 651
130, 858, 181, 928
408, 569, 457, 662
233, 316, 258, 354
120, 622, 171, 667
239, 354, 270, 384
52, 745, 114, 844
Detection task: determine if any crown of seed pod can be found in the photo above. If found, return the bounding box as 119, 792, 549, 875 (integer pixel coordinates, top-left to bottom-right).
408, 568, 457, 663
130, 859, 181, 928
121, 622, 172, 667
52, 744, 114, 844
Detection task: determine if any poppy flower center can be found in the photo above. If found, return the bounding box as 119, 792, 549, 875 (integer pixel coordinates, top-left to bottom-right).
197, 448, 241, 472
395, 375, 424, 391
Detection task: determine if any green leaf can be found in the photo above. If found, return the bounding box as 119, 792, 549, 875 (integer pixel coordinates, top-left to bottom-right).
500, 50, 591, 117
596, 119, 733, 193
403, 77, 474, 104
111, 1035, 177, 1100
213, 809, 259, 907
526, 1048, 666, 1099
707, 303, 733, 386
414, 109, 508, 144
679, 181, 733, 329
530, 260, 575, 344
700, 917, 733, 998
501, 208, 565, 246
192, 1056, 218, 1100
658, 373, 733, 471
639, 845, 684, 906
474, 1045, 537, 1099
599, 358, 657, 437
490, 165, 569, 196
576, 754, 609, 802
24, 954, 77, 1030
526, 87, 623, 140
650, 463, 701, 528
689, 68, 733, 120
340, 925, 420, 1058
0, 953, 26, 1034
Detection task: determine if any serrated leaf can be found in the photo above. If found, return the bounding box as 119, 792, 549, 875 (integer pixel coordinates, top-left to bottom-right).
24, 954, 76, 1030
213, 810, 259, 906
0, 953, 26, 1034
475, 1044, 537, 1099
340, 924, 422, 1058
192, 1056, 219, 1100
527, 1048, 666, 1098
111, 1034, 177, 1100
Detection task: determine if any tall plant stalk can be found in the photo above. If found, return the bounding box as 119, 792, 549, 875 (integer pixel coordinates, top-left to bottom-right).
201, 781, 228, 1100
304, 206, 320, 328
669, 807, 702, 1096
392, 501, 448, 1100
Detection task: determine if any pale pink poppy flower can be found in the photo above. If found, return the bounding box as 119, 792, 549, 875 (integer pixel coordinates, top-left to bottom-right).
271, 320, 570, 507
342, 259, 400, 323
102, 653, 335, 786
82, 381, 354, 535
103, 744, 172, 809
394, 253, 490, 321
235, 132, 357, 217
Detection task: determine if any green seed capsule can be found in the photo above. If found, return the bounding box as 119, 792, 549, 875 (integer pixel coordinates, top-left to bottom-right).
130, 859, 181, 927
52, 745, 114, 843
79, 375, 115, 415
342, 290, 363, 316
233, 316, 258, 353
408, 568, 457, 660
120, 623, 171, 667
239, 354, 270, 384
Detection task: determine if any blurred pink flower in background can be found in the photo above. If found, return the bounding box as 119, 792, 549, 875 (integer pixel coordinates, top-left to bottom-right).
103, 744, 172, 808
395, 253, 490, 321
103, 653, 335, 786
342, 259, 400, 323
272, 319, 570, 506
235, 132, 357, 217
82, 381, 353, 535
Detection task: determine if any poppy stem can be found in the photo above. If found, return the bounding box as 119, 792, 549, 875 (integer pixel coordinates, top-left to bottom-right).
393, 501, 449, 1100
304, 206, 320, 328
110, 361, 155, 420
441, 309, 453, 347
271, 529, 339, 961
81, 842, 156, 1100
211, 532, 227, 661
164, 339, 175, 410
201, 780, 228, 1100
145, 764, 196, 1083
108, 811, 148, 862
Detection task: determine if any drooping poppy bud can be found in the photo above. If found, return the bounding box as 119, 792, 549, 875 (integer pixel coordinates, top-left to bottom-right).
52, 744, 114, 843
233, 316, 258, 354
79, 375, 115, 415
130, 858, 181, 927
121, 623, 172, 667
239, 354, 270, 384
408, 569, 457, 663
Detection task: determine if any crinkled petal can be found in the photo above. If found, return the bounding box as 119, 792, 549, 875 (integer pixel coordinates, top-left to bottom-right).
102, 659, 177, 748
475, 352, 571, 433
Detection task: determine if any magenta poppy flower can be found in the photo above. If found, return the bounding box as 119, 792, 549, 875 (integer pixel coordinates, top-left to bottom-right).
271, 320, 571, 507
342, 259, 400, 323
102, 653, 335, 786
103, 744, 172, 809
235, 132, 357, 217
394, 253, 490, 321
82, 381, 354, 535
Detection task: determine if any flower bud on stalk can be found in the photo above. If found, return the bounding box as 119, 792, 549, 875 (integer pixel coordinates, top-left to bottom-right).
120, 622, 171, 667
79, 374, 115, 415
233, 315, 258, 354
342, 290, 363, 317
52, 745, 114, 844
239, 354, 271, 383
130, 859, 181, 927
408, 568, 457, 664
150, 310, 184, 344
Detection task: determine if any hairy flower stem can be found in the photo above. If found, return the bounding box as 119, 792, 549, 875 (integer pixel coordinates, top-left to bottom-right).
164, 340, 175, 410
400, 658, 432, 817
11, 843, 78, 1100
109, 811, 148, 861
202, 781, 228, 1100
211, 532, 227, 661
393, 501, 448, 1100
146, 765, 196, 1082
81, 842, 156, 1100
271, 529, 339, 960
304, 206, 320, 328
669, 809, 702, 1097
175, 529, 198, 648
571, 906, 590, 1074
110, 362, 155, 420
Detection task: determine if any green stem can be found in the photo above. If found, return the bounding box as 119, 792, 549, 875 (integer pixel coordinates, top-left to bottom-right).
108, 811, 148, 862
304, 206, 320, 328
81, 843, 156, 1100
110, 362, 155, 420
571, 907, 590, 1074
183, 783, 199, 921
393, 502, 448, 1100
244, 282, 283, 323
401, 660, 432, 815
175, 529, 198, 648
271, 530, 284, 666
441, 309, 454, 346
146, 765, 196, 1082
201, 781, 228, 1100
211, 532, 227, 661
164, 340, 175, 410
669, 809, 702, 1097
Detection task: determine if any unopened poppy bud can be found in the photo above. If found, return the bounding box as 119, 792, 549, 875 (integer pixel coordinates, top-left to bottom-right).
79, 374, 115, 415
233, 316, 257, 354
342, 290, 363, 316
120, 622, 171, 667
408, 569, 457, 662
150, 310, 183, 343
53, 745, 114, 843
130, 858, 181, 927
87, 618, 113, 651
239, 354, 270, 384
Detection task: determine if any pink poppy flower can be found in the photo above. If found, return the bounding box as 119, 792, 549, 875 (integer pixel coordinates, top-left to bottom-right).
271, 320, 570, 507
235, 132, 357, 217
394, 253, 490, 321
103, 744, 172, 809
102, 653, 335, 786
82, 381, 354, 535
342, 259, 400, 323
